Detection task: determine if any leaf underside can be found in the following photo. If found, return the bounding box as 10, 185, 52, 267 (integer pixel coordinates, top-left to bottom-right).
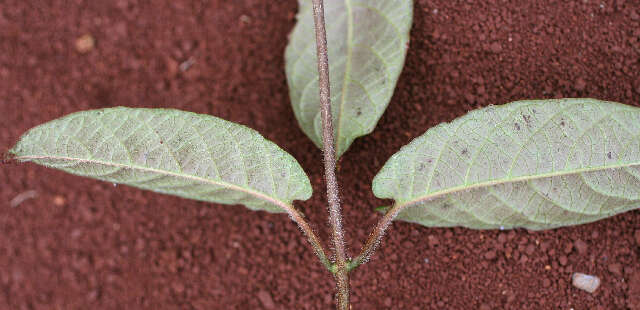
11, 107, 312, 213
285, 0, 413, 157
373, 99, 640, 230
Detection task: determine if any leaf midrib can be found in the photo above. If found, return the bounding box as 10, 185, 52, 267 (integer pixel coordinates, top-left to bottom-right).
393, 161, 640, 210
16, 154, 294, 212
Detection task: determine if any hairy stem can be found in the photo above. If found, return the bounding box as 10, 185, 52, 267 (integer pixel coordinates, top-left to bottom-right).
349, 204, 403, 271
288, 208, 333, 272
310, 0, 349, 309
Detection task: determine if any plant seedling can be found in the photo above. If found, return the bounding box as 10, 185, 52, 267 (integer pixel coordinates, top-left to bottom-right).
6, 1, 640, 309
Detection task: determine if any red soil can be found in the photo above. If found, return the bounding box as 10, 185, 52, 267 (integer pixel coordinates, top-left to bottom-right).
1, 0, 639, 309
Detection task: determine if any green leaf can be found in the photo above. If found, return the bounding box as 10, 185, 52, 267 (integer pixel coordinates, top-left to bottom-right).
285, 0, 413, 157
11, 107, 312, 213
373, 99, 640, 230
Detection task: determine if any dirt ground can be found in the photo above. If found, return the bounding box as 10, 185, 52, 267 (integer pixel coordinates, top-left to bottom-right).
1, 0, 639, 309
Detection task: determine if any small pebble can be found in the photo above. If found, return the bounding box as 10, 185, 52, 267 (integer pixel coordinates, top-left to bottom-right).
165, 57, 179, 78
574, 78, 587, 91
608, 263, 622, 276
464, 93, 475, 103
10, 190, 38, 208
179, 57, 196, 72
237, 267, 248, 275
484, 250, 497, 260
75, 34, 95, 53
558, 255, 568, 266
239, 14, 251, 24
572, 273, 600, 293
574, 239, 588, 255
383, 297, 392, 307
427, 235, 439, 247
564, 242, 574, 254
257, 290, 275, 309
490, 42, 503, 53
172, 282, 184, 294
53, 195, 66, 207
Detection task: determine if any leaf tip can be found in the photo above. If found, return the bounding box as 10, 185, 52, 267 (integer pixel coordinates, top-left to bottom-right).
375, 205, 390, 213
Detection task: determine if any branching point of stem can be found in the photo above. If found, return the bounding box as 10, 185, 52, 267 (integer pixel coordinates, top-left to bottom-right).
287, 208, 333, 272
350, 204, 404, 270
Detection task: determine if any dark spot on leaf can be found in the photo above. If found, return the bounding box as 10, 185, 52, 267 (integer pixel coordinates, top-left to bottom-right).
159, 140, 163, 144
441, 203, 451, 210
607, 152, 612, 159
461, 149, 468, 155
560, 119, 565, 127
532, 108, 537, 114
522, 114, 531, 124
356, 108, 362, 116
426, 159, 433, 163
418, 163, 425, 171
514, 123, 520, 131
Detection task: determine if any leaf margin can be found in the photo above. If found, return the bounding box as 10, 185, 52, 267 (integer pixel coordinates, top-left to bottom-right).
372, 98, 640, 230
285, 0, 414, 157
10, 107, 313, 214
